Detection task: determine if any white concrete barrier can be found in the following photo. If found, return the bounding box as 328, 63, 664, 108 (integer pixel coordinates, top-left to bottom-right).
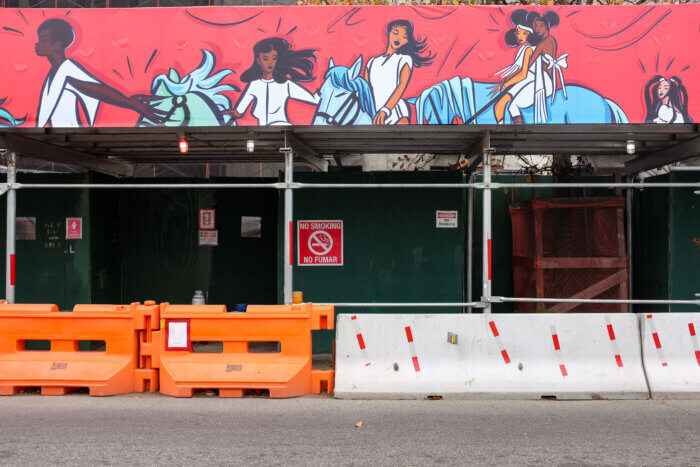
640, 313, 700, 399
335, 313, 649, 400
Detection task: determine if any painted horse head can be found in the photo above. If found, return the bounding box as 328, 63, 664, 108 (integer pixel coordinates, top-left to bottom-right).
314, 55, 375, 125
137, 50, 239, 127
0, 98, 26, 127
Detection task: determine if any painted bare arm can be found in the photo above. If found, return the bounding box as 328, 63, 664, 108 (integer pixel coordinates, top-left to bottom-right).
489, 48, 533, 97
373, 63, 411, 125
67, 78, 165, 123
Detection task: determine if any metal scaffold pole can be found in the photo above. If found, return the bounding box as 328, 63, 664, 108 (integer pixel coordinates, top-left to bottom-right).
467, 172, 474, 314
282, 143, 294, 305
6, 153, 16, 303
482, 144, 493, 314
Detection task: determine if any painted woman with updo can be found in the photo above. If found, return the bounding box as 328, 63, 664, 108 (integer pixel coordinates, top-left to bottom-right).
490, 10, 561, 123
490, 9, 539, 124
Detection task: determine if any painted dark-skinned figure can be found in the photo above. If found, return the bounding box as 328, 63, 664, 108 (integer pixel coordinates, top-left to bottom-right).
224, 37, 319, 126
490, 11, 566, 124
35, 19, 164, 127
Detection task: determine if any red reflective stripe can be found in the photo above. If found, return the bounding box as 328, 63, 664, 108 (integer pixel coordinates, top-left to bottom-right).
10, 254, 15, 286
646, 314, 652, 319
351, 315, 357, 320
412, 356, 420, 372
615, 355, 623, 367
662, 362, 668, 367
559, 364, 568, 377
652, 333, 662, 349
356, 333, 366, 350
488, 320, 499, 337
288, 221, 293, 265
689, 323, 696, 337
405, 326, 414, 343
487, 239, 492, 281
501, 349, 511, 364
607, 324, 616, 341
552, 334, 561, 351
695, 350, 700, 367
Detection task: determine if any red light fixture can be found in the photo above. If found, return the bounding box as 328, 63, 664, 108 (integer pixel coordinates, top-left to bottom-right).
178, 132, 188, 154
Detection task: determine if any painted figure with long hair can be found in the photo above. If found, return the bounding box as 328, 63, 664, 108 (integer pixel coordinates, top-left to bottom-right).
489, 9, 539, 124
644, 75, 691, 123
35, 18, 163, 127
225, 37, 319, 125
490, 11, 566, 123
364, 19, 434, 125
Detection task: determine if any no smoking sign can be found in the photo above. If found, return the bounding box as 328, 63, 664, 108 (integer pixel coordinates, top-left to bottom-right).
297, 220, 343, 266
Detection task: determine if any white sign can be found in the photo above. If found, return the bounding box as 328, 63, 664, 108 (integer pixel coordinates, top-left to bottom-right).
199, 230, 218, 246
436, 211, 458, 228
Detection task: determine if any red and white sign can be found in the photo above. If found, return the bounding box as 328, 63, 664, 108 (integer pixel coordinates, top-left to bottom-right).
199, 209, 215, 230
65, 217, 82, 240
436, 211, 458, 228
297, 220, 343, 266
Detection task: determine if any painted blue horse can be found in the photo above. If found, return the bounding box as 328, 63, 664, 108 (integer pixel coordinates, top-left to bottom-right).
314, 57, 628, 125
411, 76, 628, 124
313, 56, 375, 125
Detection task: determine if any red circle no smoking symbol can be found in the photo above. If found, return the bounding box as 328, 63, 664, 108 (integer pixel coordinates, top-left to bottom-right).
308, 230, 333, 256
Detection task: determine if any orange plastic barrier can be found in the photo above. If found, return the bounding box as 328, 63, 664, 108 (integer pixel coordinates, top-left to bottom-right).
152, 303, 334, 398
0, 302, 159, 396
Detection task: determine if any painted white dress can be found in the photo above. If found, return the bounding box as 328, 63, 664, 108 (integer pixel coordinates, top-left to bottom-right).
235, 78, 319, 126
507, 54, 553, 122
37, 59, 101, 127
654, 104, 685, 123
494, 44, 533, 81
366, 54, 413, 124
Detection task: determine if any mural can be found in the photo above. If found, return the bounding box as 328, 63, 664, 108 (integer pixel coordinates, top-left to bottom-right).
0, 4, 696, 128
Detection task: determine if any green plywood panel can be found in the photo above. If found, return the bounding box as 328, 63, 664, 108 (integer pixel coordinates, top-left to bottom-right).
632, 173, 670, 314
633, 171, 699, 313
1, 173, 91, 309
89, 173, 122, 304
120, 179, 278, 308
668, 171, 700, 311
280, 171, 468, 353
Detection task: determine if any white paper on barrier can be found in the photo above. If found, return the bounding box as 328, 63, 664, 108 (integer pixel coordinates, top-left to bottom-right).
168, 322, 189, 349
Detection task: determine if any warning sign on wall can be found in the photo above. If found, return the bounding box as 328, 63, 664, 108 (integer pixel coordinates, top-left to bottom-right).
436, 211, 458, 228
297, 220, 343, 266
66, 217, 83, 239
199, 209, 215, 230
199, 230, 218, 246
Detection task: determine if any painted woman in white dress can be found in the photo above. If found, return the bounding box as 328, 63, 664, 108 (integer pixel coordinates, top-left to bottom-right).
489, 11, 561, 124
489, 9, 539, 124
225, 38, 319, 126
364, 19, 434, 125
644, 75, 691, 124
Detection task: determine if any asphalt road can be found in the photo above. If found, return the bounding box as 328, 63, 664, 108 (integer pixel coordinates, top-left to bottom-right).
0, 395, 697, 466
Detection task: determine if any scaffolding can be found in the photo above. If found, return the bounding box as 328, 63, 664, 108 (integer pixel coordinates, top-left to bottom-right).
1, 128, 699, 311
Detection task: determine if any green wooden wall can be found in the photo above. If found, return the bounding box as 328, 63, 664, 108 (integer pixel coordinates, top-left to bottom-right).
0, 173, 92, 309
118, 178, 279, 307
634, 171, 700, 312
279, 171, 469, 353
